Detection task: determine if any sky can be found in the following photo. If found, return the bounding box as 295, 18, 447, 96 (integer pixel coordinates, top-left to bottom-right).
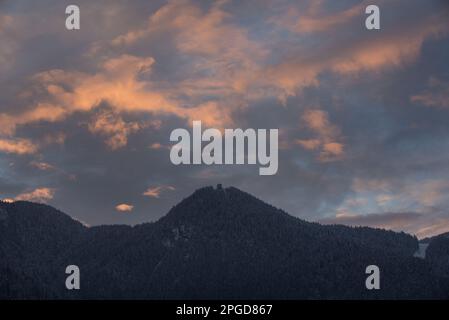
0, 0, 449, 239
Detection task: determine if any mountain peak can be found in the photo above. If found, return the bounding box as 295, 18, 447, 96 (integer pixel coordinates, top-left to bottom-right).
159, 184, 293, 231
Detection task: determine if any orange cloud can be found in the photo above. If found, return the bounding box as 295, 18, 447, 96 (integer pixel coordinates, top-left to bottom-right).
149, 142, 171, 150
108, 0, 264, 113
0, 103, 66, 135
0, 138, 38, 155
265, 9, 448, 99
115, 203, 134, 212
111, 0, 264, 61
1, 53, 235, 143
143, 185, 175, 198
88, 109, 141, 150
320, 142, 344, 161
297, 109, 344, 162
32, 55, 174, 114
302, 110, 337, 137
328, 22, 443, 74
295, 139, 321, 150
149, 143, 163, 149
15, 187, 55, 203
1, 0, 447, 148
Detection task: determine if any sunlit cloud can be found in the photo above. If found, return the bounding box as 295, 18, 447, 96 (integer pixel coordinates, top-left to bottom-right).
296, 109, 344, 162
264, 6, 448, 99
295, 139, 321, 150
115, 203, 134, 212
0, 0, 448, 233
88, 108, 142, 150
0, 138, 38, 155
14, 187, 55, 203
143, 185, 175, 198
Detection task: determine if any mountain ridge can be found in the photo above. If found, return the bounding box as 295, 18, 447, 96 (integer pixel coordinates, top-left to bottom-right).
1, 185, 449, 299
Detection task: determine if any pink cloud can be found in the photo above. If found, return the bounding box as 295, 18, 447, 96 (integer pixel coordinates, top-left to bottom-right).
143, 185, 175, 198
15, 187, 55, 203
0, 138, 38, 155
115, 203, 134, 212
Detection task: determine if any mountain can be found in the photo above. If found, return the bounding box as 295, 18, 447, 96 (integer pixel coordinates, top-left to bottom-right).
421, 233, 449, 279
1, 185, 448, 299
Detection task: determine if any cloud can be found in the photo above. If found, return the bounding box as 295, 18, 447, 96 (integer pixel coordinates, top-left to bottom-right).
3, 0, 445, 140
143, 185, 175, 198
111, 0, 264, 62
115, 203, 134, 212
0, 0, 448, 233
272, 1, 365, 34
0, 103, 67, 136
296, 109, 344, 162
329, 177, 449, 238
41, 132, 66, 146
264, 3, 449, 99
407, 180, 449, 207
322, 142, 344, 157
30, 161, 55, 171
320, 210, 449, 239
0, 55, 170, 136
411, 77, 449, 109
0, 14, 18, 74
14, 187, 55, 203
31, 55, 174, 114
295, 138, 321, 150
0, 134, 65, 156
347, 178, 449, 212
88, 108, 142, 150
1, 52, 235, 141
104, 0, 266, 122
328, 19, 447, 74
149, 143, 168, 150
0, 138, 38, 155
352, 178, 391, 193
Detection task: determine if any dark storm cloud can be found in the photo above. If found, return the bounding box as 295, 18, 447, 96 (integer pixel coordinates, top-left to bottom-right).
0, 0, 449, 238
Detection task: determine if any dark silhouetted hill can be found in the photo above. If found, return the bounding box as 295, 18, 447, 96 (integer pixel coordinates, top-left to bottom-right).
1, 186, 448, 299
